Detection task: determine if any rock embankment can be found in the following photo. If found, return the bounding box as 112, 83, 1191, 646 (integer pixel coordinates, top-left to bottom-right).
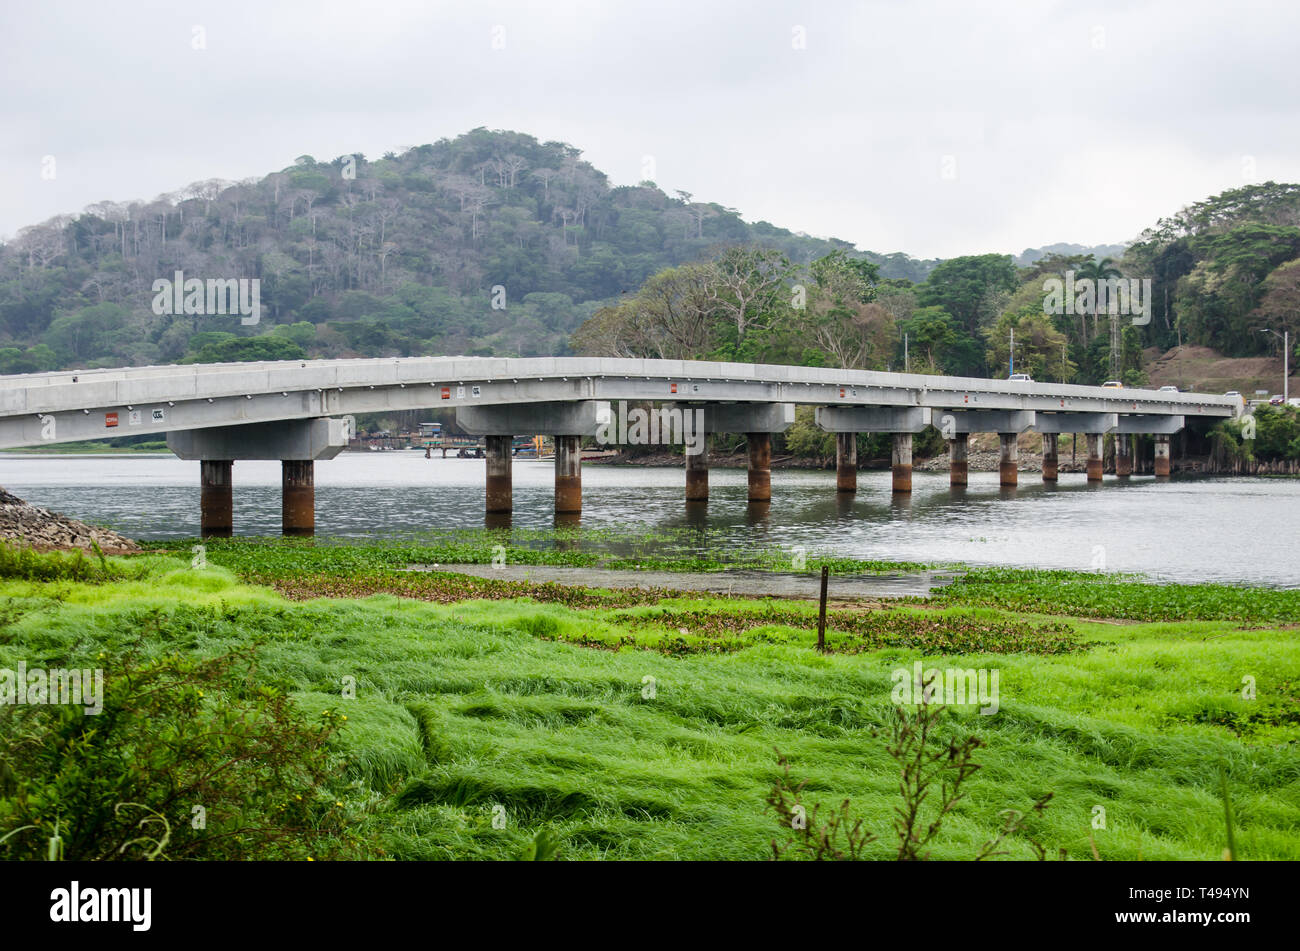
0, 487, 139, 553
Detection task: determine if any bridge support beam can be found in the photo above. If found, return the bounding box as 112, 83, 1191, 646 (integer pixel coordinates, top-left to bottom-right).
999, 433, 1019, 486
1115, 414, 1185, 435
948, 434, 968, 486
457, 400, 610, 439
892, 433, 913, 493
933, 410, 1034, 435
200, 460, 233, 539
1033, 412, 1117, 435
485, 435, 513, 513
281, 460, 315, 536
1086, 433, 1104, 482
1116, 434, 1133, 477
815, 405, 930, 434
685, 444, 709, 501
685, 402, 795, 435
555, 435, 582, 514
836, 433, 857, 493
1154, 434, 1172, 477
1042, 432, 1059, 482
747, 433, 772, 502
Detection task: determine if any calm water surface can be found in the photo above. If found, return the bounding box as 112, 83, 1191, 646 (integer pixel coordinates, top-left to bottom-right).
0, 452, 1293, 587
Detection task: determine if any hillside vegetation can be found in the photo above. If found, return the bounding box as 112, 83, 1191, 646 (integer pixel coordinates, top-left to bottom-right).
0, 129, 918, 372
3, 129, 1297, 398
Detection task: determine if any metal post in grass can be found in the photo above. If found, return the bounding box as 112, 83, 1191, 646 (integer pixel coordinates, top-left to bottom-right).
817, 565, 829, 651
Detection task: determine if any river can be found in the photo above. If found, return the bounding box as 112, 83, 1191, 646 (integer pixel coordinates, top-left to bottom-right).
1, 451, 1294, 587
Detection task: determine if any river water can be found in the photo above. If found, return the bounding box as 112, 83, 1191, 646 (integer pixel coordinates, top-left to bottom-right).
0, 452, 1294, 587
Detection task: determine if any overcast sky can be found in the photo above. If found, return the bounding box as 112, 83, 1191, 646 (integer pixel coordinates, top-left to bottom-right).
4, 0, 1299, 259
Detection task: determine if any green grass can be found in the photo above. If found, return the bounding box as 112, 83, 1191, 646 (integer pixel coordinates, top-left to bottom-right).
930, 567, 1300, 623
154, 532, 936, 577
1, 550, 1297, 861
1, 441, 171, 454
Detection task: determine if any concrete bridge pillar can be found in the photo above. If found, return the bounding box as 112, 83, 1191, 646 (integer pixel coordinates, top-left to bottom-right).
170, 418, 349, 538
685, 444, 709, 501
836, 433, 857, 493
1086, 433, 1105, 481
892, 433, 913, 493
1041, 432, 1059, 482
485, 435, 513, 513
948, 434, 968, 486
747, 432, 772, 502
1154, 434, 1172, 477
554, 435, 582, 513
998, 433, 1019, 486
281, 460, 315, 536
200, 460, 233, 538
1116, 433, 1133, 477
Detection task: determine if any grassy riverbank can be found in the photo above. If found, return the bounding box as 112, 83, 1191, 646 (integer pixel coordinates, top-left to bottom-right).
1, 539, 1296, 860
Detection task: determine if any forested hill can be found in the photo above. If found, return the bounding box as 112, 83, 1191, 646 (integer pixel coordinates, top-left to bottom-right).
0, 128, 933, 372
3, 129, 1297, 380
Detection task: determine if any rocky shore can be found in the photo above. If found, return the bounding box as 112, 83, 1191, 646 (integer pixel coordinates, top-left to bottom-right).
0, 487, 139, 553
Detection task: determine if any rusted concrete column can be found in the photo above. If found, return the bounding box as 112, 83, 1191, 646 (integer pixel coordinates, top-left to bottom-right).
1116, 433, 1133, 476
1154, 434, 1172, 477
200, 459, 233, 538
835, 432, 857, 493
1041, 432, 1059, 482
1086, 433, 1104, 482
998, 433, 1018, 486
948, 434, 968, 486
554, 435, 582, 514
685, 443, 709, 501
485, 435, 513, 514
747, 432, 772, 502
281, 460, 314, 536
892, 433, 913, 493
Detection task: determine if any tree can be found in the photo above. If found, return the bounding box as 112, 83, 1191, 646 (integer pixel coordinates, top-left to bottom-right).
985, 307, 1073, 383
917, 254, 1018, 338
1252, 257, 1300, 348
704, 246, 796, 357
184, 335, 307, 364
572, 263, 713, 359
799, 251, 893, 368
899, 307, 961, 373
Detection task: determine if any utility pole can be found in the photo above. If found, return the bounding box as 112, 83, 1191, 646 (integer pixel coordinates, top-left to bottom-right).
904, 333, 909, 373
1260, 328, 1290, 403
1009, 327, 1015, 377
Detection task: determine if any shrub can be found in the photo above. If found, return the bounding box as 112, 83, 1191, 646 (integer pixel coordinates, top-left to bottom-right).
0, 646, 368, 860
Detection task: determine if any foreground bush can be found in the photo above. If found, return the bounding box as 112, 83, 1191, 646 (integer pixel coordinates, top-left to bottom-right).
0, 646, 368, 860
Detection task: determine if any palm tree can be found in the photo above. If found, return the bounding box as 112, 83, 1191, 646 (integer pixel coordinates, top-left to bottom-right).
1076, 256, 1121, 338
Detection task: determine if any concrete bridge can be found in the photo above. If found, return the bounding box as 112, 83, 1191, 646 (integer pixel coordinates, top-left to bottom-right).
0, 357, 1240, 536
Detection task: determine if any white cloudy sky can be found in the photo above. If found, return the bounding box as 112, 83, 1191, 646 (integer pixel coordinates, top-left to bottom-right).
3, 0, 1299, 258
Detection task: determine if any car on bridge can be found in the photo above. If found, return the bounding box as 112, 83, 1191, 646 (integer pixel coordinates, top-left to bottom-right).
1102, 380, 1123, 389
1158, 385, 1179, 393
1008, 373, 1033, 383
